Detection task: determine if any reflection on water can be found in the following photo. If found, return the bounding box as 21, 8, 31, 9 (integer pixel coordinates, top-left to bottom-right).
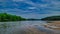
0, 21, 59, 34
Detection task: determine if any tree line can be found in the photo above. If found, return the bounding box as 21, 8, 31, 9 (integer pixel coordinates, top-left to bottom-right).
41, 16, 60, 21
0, 13, 26, 22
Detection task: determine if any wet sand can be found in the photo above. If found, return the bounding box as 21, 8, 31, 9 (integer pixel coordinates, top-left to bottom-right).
9, 21, 60, 34
12, 25, 57, 34
23, 26, 47, 34
1, 21, 60, 34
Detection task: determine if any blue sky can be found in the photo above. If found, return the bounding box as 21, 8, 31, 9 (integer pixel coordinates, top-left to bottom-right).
0, 0, 60, 19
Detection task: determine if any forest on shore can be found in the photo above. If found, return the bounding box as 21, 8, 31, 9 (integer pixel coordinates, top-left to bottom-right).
0, 13, 26, 22
41, 16, 60, 21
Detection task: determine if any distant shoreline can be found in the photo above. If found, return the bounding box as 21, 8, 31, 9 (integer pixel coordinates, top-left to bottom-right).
41, 16, 60, 21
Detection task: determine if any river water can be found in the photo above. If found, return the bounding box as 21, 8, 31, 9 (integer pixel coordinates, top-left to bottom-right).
0, 21, 59, 34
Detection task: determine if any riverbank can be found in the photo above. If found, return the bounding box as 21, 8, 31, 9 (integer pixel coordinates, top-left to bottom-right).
43, 21, 60, 30
0, 21, 59, 34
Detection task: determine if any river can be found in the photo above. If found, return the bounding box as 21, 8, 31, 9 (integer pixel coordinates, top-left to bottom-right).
0, 21, 59, 34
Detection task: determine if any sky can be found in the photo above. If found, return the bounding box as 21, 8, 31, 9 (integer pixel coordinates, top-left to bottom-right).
0, 0, 60, 19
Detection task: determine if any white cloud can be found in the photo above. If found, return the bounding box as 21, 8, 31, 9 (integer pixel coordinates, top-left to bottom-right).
13, 0, 60, 8
28, 7, 37, 9
13, 0, 24, 2
13, 0, 49, 8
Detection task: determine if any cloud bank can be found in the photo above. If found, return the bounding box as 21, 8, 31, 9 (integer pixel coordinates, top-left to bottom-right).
0, 0, 60, 18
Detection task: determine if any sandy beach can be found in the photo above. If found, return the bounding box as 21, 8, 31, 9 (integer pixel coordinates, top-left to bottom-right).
12, 25, 57, 34
12, 26, 46, 34
44, 21, 60, 30
1, 21, 60, 34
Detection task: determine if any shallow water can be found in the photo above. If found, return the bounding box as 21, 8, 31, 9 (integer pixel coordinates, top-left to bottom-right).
0, 21, 59, 34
